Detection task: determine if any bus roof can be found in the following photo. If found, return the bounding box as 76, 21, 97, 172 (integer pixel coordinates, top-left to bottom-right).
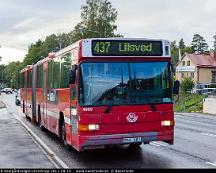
55, 39, 81, 57
20, 65, 33, 73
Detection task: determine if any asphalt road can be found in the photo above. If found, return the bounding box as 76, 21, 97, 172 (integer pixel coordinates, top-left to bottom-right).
1, 93, 216, 168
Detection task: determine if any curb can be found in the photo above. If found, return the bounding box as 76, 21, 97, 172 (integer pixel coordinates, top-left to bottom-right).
12, 113, 69, 169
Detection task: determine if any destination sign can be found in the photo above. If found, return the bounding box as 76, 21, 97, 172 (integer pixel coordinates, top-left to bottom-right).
92, 40, 163, 56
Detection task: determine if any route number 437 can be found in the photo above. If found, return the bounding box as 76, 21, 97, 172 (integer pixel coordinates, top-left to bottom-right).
94, 42, 111, 53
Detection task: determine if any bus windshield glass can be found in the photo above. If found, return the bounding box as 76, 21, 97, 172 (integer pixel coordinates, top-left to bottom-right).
79, 62, 172, 106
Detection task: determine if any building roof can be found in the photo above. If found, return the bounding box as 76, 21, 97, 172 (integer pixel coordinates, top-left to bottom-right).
185, 52, 216, 68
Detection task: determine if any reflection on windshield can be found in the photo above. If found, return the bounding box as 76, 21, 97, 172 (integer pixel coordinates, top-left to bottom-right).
79, 62, 172, 106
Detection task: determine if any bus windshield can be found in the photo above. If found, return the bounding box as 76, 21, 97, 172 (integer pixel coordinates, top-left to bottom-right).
79, 62, 172, 106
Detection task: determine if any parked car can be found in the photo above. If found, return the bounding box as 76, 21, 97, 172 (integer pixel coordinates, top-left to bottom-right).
15, 89, 21, 106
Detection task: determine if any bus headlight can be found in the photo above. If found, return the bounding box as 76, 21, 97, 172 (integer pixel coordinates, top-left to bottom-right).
161, 120, 175, 126
88, 124, 99, 131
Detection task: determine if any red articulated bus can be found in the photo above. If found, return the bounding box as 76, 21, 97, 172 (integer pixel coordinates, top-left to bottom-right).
20, 38, 175, 151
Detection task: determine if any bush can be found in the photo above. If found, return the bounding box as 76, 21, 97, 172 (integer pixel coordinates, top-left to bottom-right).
174, 92, 204, 112
181, 77, 194, 93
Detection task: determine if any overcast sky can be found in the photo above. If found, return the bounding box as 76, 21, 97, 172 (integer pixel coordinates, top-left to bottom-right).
0, 0, 216, 64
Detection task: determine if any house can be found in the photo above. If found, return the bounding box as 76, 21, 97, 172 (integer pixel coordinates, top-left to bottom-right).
175, 52, 216, 84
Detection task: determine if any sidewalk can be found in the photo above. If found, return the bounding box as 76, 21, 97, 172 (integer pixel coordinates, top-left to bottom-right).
0, 100, 55, 168
175, 111, 216, 119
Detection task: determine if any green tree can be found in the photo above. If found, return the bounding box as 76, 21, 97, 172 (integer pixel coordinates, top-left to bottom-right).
40, 34, 59, 56
0, 64, 7, 86
57, 33, 74, 49
191, 34, 209, 54
22, 33, 73, 67
4, 61, 23, 88
181, 77, 194, 93
73, 0, 121, 40
183, 46, 193, 55
178, 38, 193, 57
179, 38, 186, 50
171, 39, 192, 67
171, 41, 179, 67
23, 39, 44, 66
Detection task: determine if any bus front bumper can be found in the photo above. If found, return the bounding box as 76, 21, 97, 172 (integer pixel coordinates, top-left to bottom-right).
79, 131, 174, 151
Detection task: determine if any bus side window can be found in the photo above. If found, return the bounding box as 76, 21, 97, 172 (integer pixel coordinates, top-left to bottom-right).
36, 66, 39, 88
39, 64, 43, 88
27, 70, 32, 88
48, 61, 53, 89
60, 53, 71, 88
53, 58, 61, 89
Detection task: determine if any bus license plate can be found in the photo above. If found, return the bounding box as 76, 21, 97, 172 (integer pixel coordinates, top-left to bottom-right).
122, 137, 142, 143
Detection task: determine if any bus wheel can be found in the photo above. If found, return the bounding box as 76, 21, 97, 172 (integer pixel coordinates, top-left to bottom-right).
128, 142, 142, 149
38, 109, 45, 131
60, 120, 70, 150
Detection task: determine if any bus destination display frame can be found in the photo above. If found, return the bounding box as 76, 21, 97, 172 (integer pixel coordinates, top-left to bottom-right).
92, 40, 163, 56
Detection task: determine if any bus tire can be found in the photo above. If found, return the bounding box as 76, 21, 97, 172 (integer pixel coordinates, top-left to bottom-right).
38, 108, 45, 131
60, 118, 70, 150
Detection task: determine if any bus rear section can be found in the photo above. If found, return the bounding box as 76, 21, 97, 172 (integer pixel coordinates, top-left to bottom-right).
73, 60, 174, 151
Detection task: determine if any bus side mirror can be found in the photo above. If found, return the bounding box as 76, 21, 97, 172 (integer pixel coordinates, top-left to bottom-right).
69, 65, 77, 84
173, 80, 180, 95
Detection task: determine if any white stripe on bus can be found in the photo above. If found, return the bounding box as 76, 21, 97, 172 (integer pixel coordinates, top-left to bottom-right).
24, 103, 71, 125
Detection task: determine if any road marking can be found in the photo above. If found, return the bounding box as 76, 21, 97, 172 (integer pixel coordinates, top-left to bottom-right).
149, 142, 161, 147
206, 162, 216, 167
156, 141, 169, 147
150, 141, 169, 147
12, 113, 69, 169
201, 132, 216, 138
